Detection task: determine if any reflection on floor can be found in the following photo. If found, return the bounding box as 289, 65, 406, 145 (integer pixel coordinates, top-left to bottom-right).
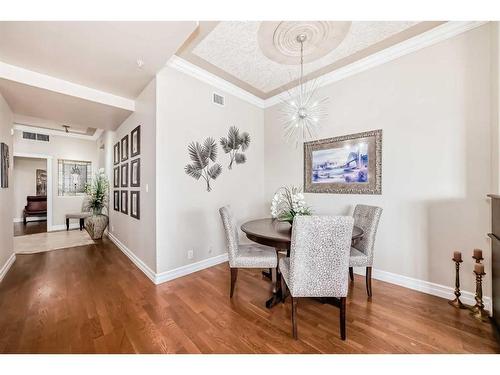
0, 236, 498, 354
13, 221, 47, 237
13, 229, 94, 254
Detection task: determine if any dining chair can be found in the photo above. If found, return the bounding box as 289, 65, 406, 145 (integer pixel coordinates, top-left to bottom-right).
348, 204, 383, 297
219, 206, 278, 298
279, 215, 353, 340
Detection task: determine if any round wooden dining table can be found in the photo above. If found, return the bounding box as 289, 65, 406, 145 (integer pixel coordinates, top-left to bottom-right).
241, 218, 364, 308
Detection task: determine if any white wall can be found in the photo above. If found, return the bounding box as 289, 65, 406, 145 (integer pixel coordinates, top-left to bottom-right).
264, 24, 492, 297
12, 156, 47, 220
107, 79, 157, 271
155, 66, 266, 274
0, 93, 14, 276
13, 131, 98, 227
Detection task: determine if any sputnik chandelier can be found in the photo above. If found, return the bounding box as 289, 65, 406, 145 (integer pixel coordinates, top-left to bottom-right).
279, 34, 329, 145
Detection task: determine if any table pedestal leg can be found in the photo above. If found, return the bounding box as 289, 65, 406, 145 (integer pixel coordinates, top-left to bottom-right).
265, 248, 284, 309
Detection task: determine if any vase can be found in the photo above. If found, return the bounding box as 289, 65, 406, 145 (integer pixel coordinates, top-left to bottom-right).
84, 214, 109, 240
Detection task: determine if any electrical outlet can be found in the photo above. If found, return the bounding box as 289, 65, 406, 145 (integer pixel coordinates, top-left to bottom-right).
187, 250, 194, 259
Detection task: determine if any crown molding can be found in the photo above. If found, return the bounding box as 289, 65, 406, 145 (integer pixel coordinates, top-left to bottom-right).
0, 61, 135, 111
166, 55, 266, 108
167, 21, 488, 109
13, 123, 103, 141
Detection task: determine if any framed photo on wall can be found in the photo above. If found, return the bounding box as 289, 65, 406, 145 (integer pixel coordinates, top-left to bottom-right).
113, 190, 120, 211
121, 135, 129, 162
131, 125, 141, 157
121, 163, 129, 187
130, 191, 140, 220
120, 190, 128, 214
1, 142, 9, 188
113, 142, 120, 165
130, 159, 140, 187
113, 166, 120, 188
304, 129, 382, 195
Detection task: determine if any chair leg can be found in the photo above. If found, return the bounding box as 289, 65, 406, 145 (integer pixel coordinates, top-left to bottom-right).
349, 267, 354, 282
230, 268, 238, 298
281, 276, 287, 303
66, 218, 69, 231
340, 296, 346, 340
291, 296, 298, 339
80, 218, 84, 231
366, 266, 373, 297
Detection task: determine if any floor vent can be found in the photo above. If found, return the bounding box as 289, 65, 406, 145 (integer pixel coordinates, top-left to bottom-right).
212, 92, 225, 107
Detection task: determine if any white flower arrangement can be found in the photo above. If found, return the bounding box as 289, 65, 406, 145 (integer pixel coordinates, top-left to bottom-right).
271, 186, 311, 223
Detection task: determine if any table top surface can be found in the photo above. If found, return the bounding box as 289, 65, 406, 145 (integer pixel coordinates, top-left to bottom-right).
241, 218, 363, 243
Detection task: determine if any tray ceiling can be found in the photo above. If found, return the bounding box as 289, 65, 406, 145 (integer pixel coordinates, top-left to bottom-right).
177, 21, 445, 99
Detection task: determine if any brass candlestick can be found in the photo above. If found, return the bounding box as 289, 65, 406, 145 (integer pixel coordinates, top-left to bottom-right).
470, 269, 489, 322
449, 257, 467, 309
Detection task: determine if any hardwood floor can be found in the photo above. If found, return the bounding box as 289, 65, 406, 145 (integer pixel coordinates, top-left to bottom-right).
13, 221, 47, 237
0, 236, 498, 354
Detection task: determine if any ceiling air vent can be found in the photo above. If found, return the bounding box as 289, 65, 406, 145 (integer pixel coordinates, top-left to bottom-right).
23, 131, 49, 142
212, 92, 225, 107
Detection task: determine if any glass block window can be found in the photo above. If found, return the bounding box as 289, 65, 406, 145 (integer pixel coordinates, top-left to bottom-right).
58, 159, 92, 196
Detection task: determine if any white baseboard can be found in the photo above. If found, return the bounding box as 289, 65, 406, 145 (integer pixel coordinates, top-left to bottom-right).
155, 253, 228, 284
107, 232, 157, 283
48, 223, 80, 232
107, 232, 228, 285
353, 267, 492, 313
13, 216, 46, 223
0, 253, 16, 283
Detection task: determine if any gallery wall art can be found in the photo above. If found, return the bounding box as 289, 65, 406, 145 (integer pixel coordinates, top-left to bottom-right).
1, 142, 9, 188
113, 125, 141, 220
304, 129, 382, 194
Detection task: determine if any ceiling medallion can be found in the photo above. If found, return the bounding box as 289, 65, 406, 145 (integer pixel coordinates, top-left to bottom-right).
257, 21, 351, 65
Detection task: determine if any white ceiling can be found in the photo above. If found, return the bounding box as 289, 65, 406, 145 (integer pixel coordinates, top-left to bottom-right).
0, 21, 198, 99
178, 21, 444, 99
0, 78, 132, 131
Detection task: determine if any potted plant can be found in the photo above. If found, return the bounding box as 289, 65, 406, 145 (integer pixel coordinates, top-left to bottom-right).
270, 186, 312, 224
83, 168, 109, 239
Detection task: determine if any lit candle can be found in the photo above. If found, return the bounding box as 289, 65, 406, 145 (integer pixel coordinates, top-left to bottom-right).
474, 263, 485, 274
453, 251, 462, 262
473, 249, 483, 259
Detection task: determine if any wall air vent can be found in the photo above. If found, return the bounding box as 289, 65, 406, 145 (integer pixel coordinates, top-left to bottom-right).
23, 131, 49, 142
212, 92, 225, 107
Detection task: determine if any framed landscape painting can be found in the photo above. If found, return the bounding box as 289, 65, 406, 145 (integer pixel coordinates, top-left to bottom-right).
121, 163, 128, 187
130, 159, 140, 187
131, 125, 141, 157
113, 142, 120, 165
120, 190, 128, 214
113, 166, 120, 188
304, 129, 382, 194
113, 191, 120, 211
121, 135, 129, 162
130, 191, 140, 220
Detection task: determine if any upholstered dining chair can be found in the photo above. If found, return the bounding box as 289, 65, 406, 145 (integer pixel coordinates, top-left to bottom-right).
280, 215, 354, 340
219, 206, 278, 298
348, 204, 383, 297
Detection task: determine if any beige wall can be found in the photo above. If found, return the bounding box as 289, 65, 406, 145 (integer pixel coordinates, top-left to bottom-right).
264, 24, 492, 297
13, 132, 98, 227
107, 80, 157, 271
0, 93, 13, 273
155, 66, 266, 274
12, 156, 47, 220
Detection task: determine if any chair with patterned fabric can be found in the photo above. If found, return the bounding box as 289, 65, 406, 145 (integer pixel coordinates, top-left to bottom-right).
219, 206, 278, 298
348, 204, 383, 297
279, 215, 353, 340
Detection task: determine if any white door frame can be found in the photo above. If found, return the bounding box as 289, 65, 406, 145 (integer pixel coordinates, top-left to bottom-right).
13, 152, 53, 230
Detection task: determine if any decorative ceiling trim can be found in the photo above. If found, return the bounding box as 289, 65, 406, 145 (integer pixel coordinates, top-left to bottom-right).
13, 123, 104, 141
168, 21, 488, 110
167, 55, 266, 108
0, 61, 135, 111
264, 21, 489, 107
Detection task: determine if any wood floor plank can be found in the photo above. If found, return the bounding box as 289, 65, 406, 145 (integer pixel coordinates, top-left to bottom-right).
0, 236, 498, 354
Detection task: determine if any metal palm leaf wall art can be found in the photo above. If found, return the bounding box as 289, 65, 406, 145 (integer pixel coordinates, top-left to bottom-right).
220, 126, 251, 169
185, 137, 222, 192
184, 126, 252, 192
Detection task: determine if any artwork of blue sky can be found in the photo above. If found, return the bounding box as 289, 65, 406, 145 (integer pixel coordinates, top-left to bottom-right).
312, 142, 368, 184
